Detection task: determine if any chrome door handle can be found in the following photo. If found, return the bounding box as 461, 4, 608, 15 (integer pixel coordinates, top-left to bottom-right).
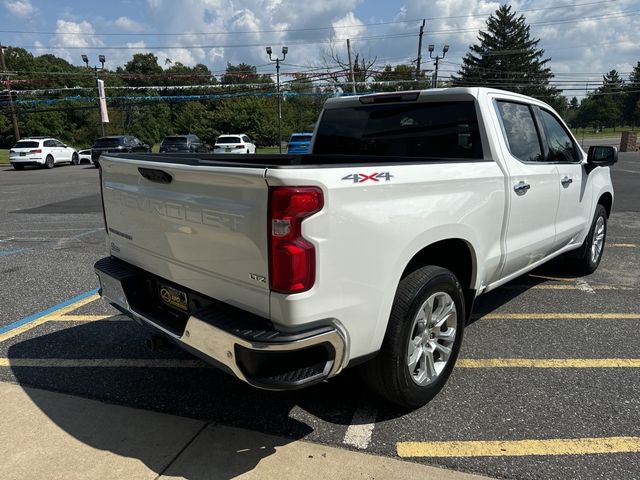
561, 176, 573, 186
513, 181, 531, 193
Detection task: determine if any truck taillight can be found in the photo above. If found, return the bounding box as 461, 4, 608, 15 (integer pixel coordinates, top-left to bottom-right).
268, 186, 323, 294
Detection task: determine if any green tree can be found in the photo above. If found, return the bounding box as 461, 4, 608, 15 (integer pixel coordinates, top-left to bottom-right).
623, 61, 640, 125
453, 4, 562, 107
221, 63, 271, 85
576, 70, 624, 129
569, 97, 579, 110
373, 64, 429, 92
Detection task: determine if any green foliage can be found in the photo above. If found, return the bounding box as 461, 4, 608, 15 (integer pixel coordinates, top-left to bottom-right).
453, 4, 562, 106
575, 70, 625, 128
221, 63, 271, 85
623, 62, 640, 125
373, 64, 429, 92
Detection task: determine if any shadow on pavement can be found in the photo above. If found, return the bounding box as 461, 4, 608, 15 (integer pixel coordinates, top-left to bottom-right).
7, 322, 405, 479
6, 257, 587, 477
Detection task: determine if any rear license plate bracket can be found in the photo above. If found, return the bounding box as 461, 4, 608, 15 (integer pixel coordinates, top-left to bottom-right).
158, 283, 188, 313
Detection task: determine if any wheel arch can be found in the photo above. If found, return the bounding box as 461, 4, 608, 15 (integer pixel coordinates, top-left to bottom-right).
598, 191, 613, 218
400, 238, 478, 324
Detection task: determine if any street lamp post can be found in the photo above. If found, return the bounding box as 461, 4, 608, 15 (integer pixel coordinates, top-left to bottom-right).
428, 44, 449, 88
266, 46, 287, 153
82, 54, 106, 136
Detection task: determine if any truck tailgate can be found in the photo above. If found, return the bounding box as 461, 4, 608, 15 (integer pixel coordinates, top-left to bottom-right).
100, 155, 270, 316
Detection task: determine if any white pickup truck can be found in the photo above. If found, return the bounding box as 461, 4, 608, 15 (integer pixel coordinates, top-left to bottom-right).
94, 87, 616, 408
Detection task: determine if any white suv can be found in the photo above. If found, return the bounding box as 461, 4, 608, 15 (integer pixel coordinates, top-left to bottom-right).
9, 137, 79, 170
213, 134, 256, 154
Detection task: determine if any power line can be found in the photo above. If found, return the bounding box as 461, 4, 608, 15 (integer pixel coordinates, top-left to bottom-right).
7, 9, 639, 51
0, 1, 615, 37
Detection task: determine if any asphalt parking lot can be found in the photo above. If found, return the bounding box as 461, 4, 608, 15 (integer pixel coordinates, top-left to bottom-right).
0, 155, 638, 480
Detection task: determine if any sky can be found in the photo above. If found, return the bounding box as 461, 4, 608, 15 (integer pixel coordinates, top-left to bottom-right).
1, 0, 639, 97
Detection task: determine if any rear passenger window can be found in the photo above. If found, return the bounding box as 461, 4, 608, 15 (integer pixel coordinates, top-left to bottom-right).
496, 101, 543, 162
539, 109, 579, 162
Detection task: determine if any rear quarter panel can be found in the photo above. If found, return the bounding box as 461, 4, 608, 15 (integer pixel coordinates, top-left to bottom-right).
266, 161, 505, 360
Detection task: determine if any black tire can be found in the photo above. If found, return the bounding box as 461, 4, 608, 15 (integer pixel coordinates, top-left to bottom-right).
358, 266, 466, 409
45, 155, 55, 169
13, 164, 24, 170
71, 153, 79, 165
567, 204, 608, 275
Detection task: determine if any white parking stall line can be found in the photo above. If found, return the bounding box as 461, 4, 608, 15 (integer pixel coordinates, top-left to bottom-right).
343, 402, 378, 450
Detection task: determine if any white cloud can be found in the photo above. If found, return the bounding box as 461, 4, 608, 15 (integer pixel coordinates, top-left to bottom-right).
114, 16, 145, 32
53, 19, 103, 49
4, 0, 34, 17
18, 0, 638, 98
332, 12, 366, 40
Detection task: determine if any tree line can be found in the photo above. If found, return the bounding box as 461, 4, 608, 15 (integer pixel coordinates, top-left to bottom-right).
1, 4, 639, 149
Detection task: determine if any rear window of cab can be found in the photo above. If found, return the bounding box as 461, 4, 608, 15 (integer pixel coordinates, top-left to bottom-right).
314, 101, 483, 159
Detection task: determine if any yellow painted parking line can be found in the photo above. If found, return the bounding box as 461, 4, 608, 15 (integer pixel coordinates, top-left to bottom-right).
457, 358, 640, 368
0, 294, 101, 343
0, 321, 51, 343
528, 274, 576, 282
502, 284, 632, 291
0, 358, 204, 368
48, 314, 119, 322
396, 437, 640, 458
479, 313, 640, 320
609, 243, 639, 248
5, 357, 636, 370
40, 294, 101, 319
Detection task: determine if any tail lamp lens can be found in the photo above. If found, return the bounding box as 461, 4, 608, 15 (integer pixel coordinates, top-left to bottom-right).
269, 186, 323, 293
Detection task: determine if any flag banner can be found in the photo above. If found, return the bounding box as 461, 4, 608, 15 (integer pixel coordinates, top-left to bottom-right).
97, 79, 109, 123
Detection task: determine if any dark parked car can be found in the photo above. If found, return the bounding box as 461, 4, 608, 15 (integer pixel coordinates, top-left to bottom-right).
159, 134, 207, 153
91, 136, 150, 168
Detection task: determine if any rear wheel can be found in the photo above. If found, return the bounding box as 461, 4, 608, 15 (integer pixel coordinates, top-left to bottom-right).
567, 204, 607, 275
13, 164, 24, 171
71, 153, 79, 165
359, 266, 465, 409
45, 155, 55, 169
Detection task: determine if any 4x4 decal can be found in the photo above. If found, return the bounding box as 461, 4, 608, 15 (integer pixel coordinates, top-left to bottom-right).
341, 172, 394, 183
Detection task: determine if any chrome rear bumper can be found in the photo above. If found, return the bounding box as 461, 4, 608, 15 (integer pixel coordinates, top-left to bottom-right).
94, 257, 347, 390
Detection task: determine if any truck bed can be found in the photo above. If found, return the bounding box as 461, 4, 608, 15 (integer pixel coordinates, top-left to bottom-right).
110, 153, 488, 168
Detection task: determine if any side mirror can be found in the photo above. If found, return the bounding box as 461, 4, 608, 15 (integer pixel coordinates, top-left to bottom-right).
587, 145, 618, 167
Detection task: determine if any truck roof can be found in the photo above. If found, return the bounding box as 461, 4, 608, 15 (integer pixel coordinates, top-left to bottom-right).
324, 87, 551, 110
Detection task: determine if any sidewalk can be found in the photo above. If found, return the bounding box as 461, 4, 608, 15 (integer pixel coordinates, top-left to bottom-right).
0, 381, 492, 480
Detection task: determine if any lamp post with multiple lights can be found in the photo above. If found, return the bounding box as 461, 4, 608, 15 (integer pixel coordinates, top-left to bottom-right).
82, 54, 106, 136
428, 44, 449, 88
266, 46, 287, 153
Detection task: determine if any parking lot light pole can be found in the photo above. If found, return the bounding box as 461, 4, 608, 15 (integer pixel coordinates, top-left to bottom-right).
428, 44, 449, 88
82, 54, 106, 136
266, 46, 287, 153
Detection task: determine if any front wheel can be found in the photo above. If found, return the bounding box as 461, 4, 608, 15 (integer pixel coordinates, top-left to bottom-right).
71, 153, 79, 165
567, 204, 608, 275
359, 266, 465, 409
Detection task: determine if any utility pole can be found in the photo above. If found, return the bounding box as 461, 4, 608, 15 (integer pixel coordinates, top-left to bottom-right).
82, 54, 107, 136
266, 46, 288, 153
428, 44, 449, 88
0, 43, 20, 141
416, 19, 426, 78
346, 38, 356, 94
